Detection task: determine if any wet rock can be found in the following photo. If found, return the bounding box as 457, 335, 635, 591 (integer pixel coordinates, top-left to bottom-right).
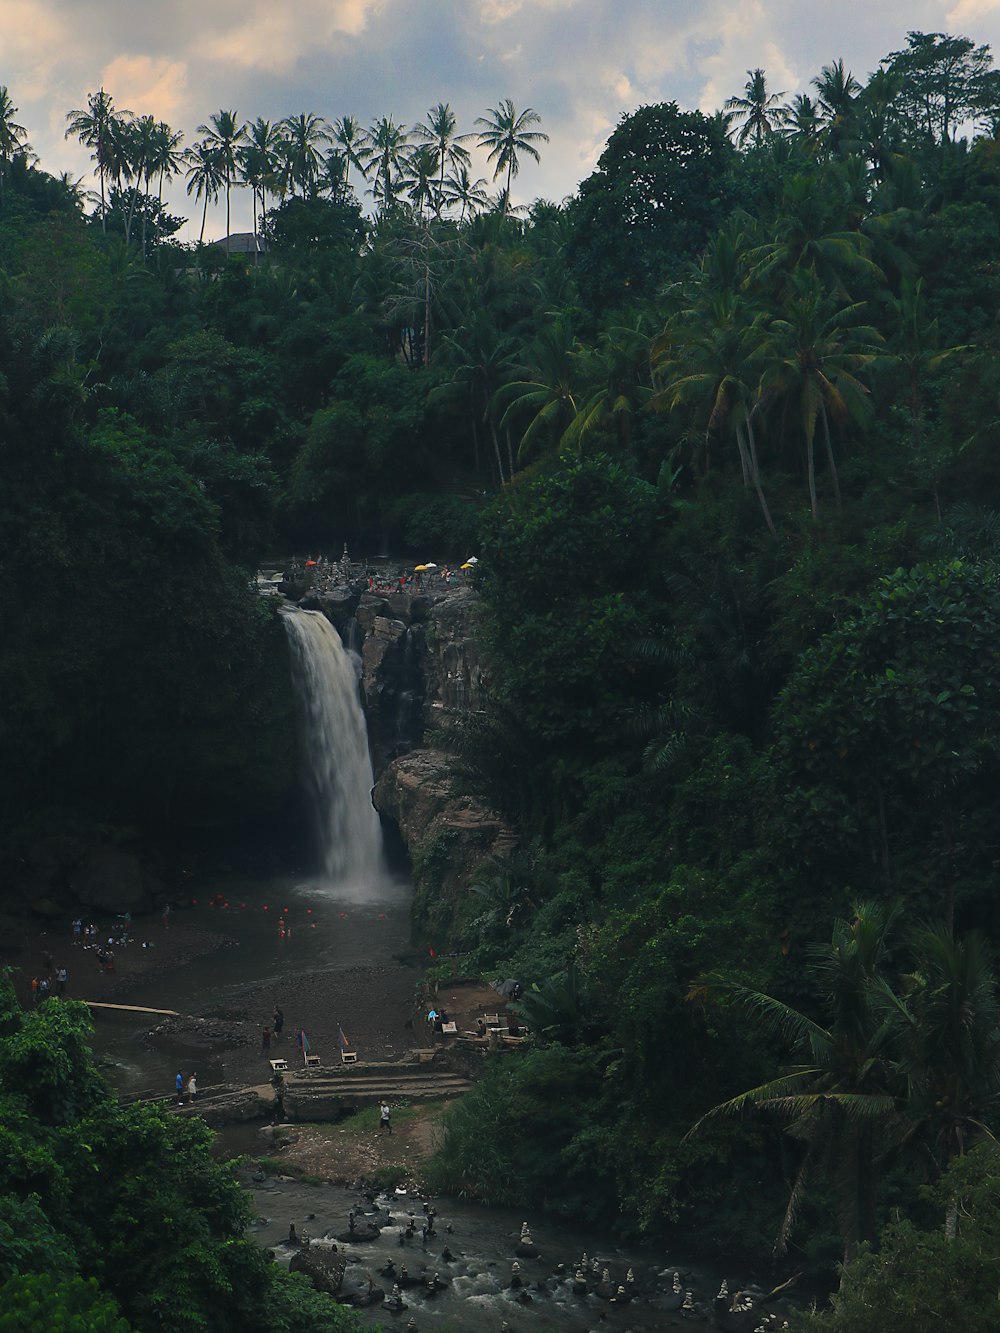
288, 1245, 346, 1296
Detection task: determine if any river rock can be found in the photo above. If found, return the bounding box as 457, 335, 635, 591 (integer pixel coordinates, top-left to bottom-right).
289, 1246, 346, 1296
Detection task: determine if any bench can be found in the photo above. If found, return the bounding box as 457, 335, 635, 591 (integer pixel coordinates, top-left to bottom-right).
441, 1021, 458, 1036
304, 1054, 321, 1068
269, 1058, 289, 1073
340, 1049, 357, 1064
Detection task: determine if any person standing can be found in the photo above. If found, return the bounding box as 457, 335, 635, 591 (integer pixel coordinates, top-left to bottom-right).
56, 966, 67, 995
175, 1072, 184, 1102
187, 1073, 197, 1104
272, 1005, 284, 1041
379, 1099, 392, 1134
72, 918, 82, 945
261, 1026, 271, 1054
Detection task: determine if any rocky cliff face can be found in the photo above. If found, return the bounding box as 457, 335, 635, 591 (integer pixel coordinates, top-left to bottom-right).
341, 583, 514, 942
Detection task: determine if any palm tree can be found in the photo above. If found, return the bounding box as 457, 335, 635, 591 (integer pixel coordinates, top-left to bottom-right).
441, 164, 489, 222
496, 317, 579, 464
724, 69, 787, 147
318, 149, 350, 204
195, 109, 248, 251
399, 143, 439, 220
183, 141, 223, 244
856, 69, 904, 184
781, 94, 823, 153
475, 99, 548, 214
757, 270, 881, 519
331, 115, 372, 196
413, 101, 471, 215
690, 904, 902, 1263
892, 926, 1000, 1234
652, 289, 776, 532
239, 117, 283, 247
367, 115, 410, 215
150, 121, 184, 204
747, 173, 882, 298
65, 88, 131, 232
278, 112, 332, 198
812, 58, 862, 156
0, 86, 29, 201
563, 314, 653, 458
435, 305, 519, 484
121, 114, 159, 249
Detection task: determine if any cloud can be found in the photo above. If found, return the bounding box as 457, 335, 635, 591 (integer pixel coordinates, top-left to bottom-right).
199, 0, 379, 72
100, 55, 188, 123
948, 0, 1000, 24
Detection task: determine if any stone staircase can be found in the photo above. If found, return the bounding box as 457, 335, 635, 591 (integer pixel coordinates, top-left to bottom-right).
280, 1058, 473, 1121
129, 1052, 472, 1127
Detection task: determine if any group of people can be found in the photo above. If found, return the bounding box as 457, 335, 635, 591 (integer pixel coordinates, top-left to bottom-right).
260, 1004, 285, 1053
175, 1071, 197, 1104
28, 958, 68, 1003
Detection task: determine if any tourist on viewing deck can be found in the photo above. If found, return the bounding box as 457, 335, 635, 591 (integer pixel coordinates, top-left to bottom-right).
379, 1099, 392, 1134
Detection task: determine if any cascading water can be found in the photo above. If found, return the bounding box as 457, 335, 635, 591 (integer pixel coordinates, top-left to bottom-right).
281, 606, 386, 889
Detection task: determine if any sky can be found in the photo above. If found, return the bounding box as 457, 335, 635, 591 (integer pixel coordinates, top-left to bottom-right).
4, 0, 1000, 243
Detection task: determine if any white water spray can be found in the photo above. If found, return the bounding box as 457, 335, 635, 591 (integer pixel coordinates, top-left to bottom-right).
281, 606, 385, 889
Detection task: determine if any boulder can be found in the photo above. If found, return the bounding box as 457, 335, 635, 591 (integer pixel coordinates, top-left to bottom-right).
289, 1246, 346, 1296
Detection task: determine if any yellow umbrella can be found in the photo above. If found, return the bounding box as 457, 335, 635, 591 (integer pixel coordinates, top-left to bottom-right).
461, 562, 474, 569
413, 564, 429, 572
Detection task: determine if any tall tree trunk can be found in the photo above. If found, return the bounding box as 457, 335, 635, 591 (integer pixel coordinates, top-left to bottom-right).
199, 192, 209, 244
423, 265, 432, 367
488, 414, 506, 487
819, 398, 842, 508
806, 429, 819, 521
742, 417, 777, 534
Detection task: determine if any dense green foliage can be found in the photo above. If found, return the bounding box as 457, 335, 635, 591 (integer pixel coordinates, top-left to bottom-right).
7, 28, 1000, 1319
0, 979, 361, 1331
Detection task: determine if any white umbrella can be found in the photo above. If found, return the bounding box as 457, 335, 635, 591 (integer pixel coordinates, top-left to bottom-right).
464, 556, 478, 564
424, 562, 438, 569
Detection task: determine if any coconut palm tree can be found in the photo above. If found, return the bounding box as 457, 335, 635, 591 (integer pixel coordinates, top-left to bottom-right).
239, 117, 283, 246
65, 88, 131, 232
331, 115, 372, 196
149, 121, 184, 204
183, 140, 223, 244
690, 904, 903, 1263
413, 101, 471, 215
652, 288, 776, 532
318, 149, 350, 205
475, 99, 548, 214
781, 94, 823, 154
278, 112, 332, 198
399, 143, 440, 220
195, 109, 248, 251
121, 114, 159, 249
0, 86, 29, 200
496, 317, 579, 464
367, 115, 410, 215
441, 164, 490, 222
891, 926, 1000, 1234
724, 69, 787, 147
563, 314, 653, 458
812, 58, 862, 156
757, 270, 882, 519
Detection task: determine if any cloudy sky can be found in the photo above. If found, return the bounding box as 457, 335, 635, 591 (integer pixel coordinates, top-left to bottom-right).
4, 0, 1000, 242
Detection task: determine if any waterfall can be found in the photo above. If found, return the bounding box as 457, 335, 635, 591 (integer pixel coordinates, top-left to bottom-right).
281, 606, 385, 889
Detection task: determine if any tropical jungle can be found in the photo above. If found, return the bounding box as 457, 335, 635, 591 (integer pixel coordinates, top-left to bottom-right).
4, 27, 1000, 1331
